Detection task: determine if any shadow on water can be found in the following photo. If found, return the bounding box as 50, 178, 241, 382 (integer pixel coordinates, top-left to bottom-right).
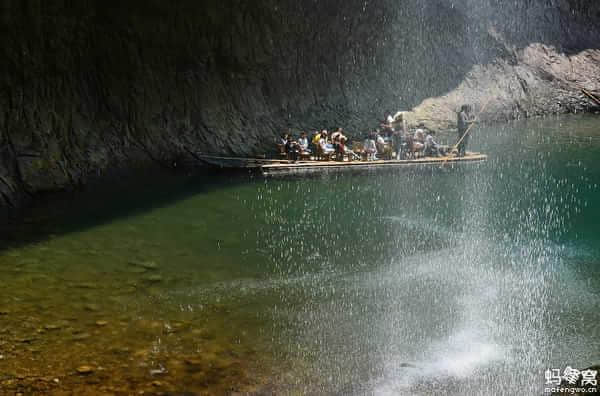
0, 167, 257, 252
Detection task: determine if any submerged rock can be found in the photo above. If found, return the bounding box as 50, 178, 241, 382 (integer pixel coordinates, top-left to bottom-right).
16, 336, 37, 344
127, 266, 147, 274
83, 303, 100, 312
76, 365, 94, 375
143, 274, 163, 283
128, 260, 159, 270
72, 332, 92, 341
149, 367, 167, 376
73, 282, 99, 289
184, 358, 206, 373
43, 324, 62, 331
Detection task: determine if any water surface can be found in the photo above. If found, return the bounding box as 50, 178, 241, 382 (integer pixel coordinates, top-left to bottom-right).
1, 115, 599, 394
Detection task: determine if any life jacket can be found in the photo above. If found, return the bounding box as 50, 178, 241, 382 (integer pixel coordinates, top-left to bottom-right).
312, 133, 321, 144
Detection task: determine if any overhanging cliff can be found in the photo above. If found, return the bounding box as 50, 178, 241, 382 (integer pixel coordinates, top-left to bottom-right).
1, 0, 599, 213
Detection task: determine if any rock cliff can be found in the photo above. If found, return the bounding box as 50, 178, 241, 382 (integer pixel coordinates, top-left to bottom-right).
1, 0, 599, 214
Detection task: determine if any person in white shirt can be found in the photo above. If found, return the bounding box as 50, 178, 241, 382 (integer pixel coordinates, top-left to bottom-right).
330, 128, 343, 142
376, 132, 386, 154
424, 131, 447, 157
412, 123, 427, 155
364, 133, 377, 160
319, 134, 334, 155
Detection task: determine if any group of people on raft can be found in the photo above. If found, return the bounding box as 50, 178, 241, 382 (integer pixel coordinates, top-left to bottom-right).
279, 105, 475, 162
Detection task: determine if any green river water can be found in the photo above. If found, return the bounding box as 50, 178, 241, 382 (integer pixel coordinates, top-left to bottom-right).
0, 115, 599, 395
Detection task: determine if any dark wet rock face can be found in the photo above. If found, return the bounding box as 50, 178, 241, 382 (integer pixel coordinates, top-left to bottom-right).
1, 0, 599, 210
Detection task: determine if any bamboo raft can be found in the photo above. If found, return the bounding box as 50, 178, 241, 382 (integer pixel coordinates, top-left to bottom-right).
261, 153, 486, 175
195, 153, 487, 175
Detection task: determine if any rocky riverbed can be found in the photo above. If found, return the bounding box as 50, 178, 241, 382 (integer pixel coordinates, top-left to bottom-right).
0, 256, 273, 395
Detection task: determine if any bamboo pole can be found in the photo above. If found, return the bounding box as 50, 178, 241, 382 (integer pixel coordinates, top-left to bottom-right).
582, 88, 600, 106
452, 96, 494, 152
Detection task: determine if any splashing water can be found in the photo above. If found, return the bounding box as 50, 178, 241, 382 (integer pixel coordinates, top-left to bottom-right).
0, 115, 598, 394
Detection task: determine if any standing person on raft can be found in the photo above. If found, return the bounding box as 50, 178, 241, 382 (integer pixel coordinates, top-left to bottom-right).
456, 104, 475, 157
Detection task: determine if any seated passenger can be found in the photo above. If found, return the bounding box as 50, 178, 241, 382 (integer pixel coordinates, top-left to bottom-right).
311, 130, 322, 154
298, 131, 310, 153
344, 140, 360, 161
285, 135, 299, 161
319, 133, 335, 156
339, 136, 359, 160
364, 133, 377, 160
392, 129, 404, 159
376, 132, 386, 154
412, 124, 426, 155
334, 135, 344, 161
412, 140, 424, 154
414, 127, 425, 144
280, 133, 289, 146
312, 130, 322, 145
375, 131, 393, 159
424, 131, 442, 157
331, 128, 343, 142
277, 133, 289, 157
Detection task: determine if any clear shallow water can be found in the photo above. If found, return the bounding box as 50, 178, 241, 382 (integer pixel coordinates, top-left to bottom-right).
0, 115, 599, 394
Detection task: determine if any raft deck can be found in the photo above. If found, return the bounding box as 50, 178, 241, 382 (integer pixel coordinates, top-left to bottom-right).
260, 153, 487, 175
